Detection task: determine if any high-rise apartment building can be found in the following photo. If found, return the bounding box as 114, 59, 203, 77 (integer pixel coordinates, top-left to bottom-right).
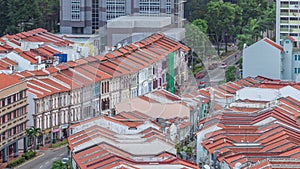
276, 0, 300, 47
0, 74, 28, 163
60, 0, 185, 34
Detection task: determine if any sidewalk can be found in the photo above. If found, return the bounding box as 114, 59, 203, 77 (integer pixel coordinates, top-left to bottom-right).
15, 151, 45, 169
0, 151, 43, 169
0, 140, 67, 169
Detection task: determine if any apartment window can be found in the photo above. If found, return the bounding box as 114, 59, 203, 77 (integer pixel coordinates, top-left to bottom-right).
1, 99, 5, 107
13, 94, 16, 102
101, 98, 110, 110
19, 91, 23, 99
71, 0, 81, 21
92, 0, 99, 33
106, 0, 126, 21
1, 116, 5, 124
139, 0, 160, 16
7, 97, 11, 105
298, 55, 300, 61
166, 0, 171, 14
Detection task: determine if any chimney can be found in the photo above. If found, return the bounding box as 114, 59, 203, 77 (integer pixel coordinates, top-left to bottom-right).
35, 56, 41, 64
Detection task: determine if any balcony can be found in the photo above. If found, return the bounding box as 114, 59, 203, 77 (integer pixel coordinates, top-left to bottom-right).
280, 20, 289, 24
280, 28, 289, 32
290, 28, 299, 33
289, 20, 299, 24
0, 98, 27, 117
280, 4, 289, 8
1, 132, 25, 148
289, 12, 299, 17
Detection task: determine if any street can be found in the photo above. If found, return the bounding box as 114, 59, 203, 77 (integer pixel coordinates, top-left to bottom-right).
19, 146, 68, 169
197, 51, 242, 87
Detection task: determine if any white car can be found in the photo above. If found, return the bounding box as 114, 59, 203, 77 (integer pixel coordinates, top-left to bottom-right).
61, 157, 69, 164
219, 62, 227, 69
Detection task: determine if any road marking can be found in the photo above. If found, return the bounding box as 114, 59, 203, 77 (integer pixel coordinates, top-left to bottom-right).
40, 165, 44, 169
45, 161, 49, 165
60, 153, 64, 156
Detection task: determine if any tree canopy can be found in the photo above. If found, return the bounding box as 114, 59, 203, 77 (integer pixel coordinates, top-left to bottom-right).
185, 0, 276, 52
0, 0, 59, 36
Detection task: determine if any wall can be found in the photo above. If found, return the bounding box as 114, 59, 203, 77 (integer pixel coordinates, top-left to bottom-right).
282, 38, 293, 80
196, 125, 222, 165
243, 40, 282, 79
6, 52, 33, 71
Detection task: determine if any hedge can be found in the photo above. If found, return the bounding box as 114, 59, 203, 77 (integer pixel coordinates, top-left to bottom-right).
50, 140, 68, 148
22, 150, 36, 160
6, 150, 37, 168
6, 157, 26, 168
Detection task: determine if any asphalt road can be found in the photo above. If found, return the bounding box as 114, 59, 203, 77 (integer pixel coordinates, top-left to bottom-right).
197, 51, 242, 87
19, 146, 68, 169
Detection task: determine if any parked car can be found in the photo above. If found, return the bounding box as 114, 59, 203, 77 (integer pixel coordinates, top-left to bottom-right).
61, 157, 69, 164
219, 62, 227, 69
198, 81, 206, 89
196, 72, 205, 79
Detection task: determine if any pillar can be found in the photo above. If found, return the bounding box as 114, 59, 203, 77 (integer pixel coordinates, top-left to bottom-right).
2, 147, 7, 163
13, 142, 18, 157
23, 137, 28, 153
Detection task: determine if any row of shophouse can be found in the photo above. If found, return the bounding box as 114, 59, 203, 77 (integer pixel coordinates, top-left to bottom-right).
0, 28, 92, 73
5, 33, 190, 146
196, 76, 300, 168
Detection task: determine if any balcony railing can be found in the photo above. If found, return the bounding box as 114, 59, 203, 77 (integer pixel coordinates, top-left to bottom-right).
0, 98, 27, 117
280, 4, 289, 8
280, 20, 289, 24
280, 28, 289, 31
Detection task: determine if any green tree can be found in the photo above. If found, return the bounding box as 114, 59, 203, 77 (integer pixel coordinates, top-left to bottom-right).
38, 0, 60, 32
6, 0, 42, 34
236, 0, 269, 28
0, 0, 59, 36
0, 0, 9, 34
205, 1, 236, 55
225, 66, 237, 82
185, 0, 209, 22
192, 19, 208, 34
51, 160, 65, 169
26, 126, 42, 151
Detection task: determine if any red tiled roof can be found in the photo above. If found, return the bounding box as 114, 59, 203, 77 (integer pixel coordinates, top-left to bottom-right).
288, 36, 295, 42
4, 28, 73, 47
0, 74, 22, 90
263, 38, 284, 53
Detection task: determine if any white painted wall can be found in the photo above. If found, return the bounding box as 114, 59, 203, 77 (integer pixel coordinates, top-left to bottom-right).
6, 52, 34, 71
282, 38, 293, 80
27, 92, 37, 127
243, 39, 282, 79
196, 125, 222, 165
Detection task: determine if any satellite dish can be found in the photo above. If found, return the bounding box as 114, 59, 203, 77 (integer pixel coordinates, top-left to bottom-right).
203, 164, 210, 169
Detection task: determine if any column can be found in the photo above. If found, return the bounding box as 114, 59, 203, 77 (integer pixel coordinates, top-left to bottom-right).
23, 137, 28, 153
13, 142, 18, 157
2, 147, 7, 162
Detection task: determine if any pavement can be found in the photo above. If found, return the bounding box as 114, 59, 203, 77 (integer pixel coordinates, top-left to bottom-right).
18, 146, 68, 169
197, 50, 242, 87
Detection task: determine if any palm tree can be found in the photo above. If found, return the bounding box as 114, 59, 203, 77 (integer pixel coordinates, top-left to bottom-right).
26, 126, 42, 150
